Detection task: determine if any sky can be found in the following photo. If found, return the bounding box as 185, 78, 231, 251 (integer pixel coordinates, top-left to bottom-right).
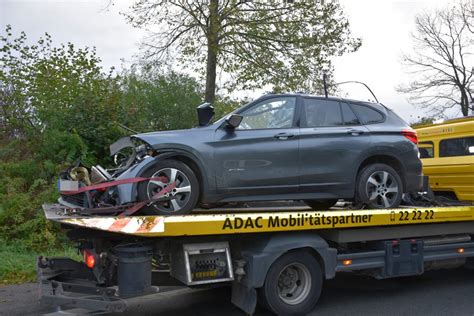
0, 0, 454, 122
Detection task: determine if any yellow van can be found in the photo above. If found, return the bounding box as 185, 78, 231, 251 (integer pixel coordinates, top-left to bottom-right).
415, 116, 474, 202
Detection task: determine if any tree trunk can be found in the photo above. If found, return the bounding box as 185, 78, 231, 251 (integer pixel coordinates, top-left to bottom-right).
204, 0, 219, 104
461, 90, 469, 116
205, 43, 217, 104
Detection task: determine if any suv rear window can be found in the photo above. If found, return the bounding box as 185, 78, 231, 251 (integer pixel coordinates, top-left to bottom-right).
350, 104, 384, 124
439, 137, 474, 157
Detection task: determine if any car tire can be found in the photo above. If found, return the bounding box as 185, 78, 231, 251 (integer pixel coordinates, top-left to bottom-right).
137, 159, 199, 215
304, 199, 338, 210
259, 250, 323, 315
356, 163, 403, 208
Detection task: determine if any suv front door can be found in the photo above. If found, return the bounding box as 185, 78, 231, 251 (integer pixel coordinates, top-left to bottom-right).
213, 96, 300, 197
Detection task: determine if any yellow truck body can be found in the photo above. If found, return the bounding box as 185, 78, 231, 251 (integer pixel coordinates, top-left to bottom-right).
416, 116, 474, 202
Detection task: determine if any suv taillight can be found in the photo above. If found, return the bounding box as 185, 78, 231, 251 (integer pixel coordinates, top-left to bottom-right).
402, 128, 418, 144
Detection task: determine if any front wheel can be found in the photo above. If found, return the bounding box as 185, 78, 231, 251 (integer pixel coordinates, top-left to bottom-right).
356, 163, 403, 208
137, 159, 199, 215
260, 251, 323, 315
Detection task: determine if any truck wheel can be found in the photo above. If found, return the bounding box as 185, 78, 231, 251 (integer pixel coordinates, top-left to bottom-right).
304, 199, 338, 210
137, 159, 199, 215
260, 251, 322, 315
356, 163, 403, 209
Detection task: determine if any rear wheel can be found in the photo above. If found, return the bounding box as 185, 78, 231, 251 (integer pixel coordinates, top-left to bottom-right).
137, 159, 199, 215
356, 163, 403, 208
260, 251, 322, 315
304, 199, 338, 210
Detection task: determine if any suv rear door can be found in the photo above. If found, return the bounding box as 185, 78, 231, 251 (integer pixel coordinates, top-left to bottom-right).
298, 98, 371, 197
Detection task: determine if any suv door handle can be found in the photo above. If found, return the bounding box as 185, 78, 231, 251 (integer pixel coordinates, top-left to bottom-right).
346, 129, 365, 136
274, 132, 295, 140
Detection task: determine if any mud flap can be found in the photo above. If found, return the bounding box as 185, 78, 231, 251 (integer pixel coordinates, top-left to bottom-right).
231, 281, 257, 315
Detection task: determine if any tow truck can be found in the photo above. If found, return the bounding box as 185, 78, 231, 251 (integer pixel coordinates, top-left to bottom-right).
38, 200, 474, 315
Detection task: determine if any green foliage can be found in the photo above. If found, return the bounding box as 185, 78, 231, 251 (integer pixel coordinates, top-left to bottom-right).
125, 0, 361, 99
119, 69, 204, 131
0, 26, 238, 260
0, 240, 80, 284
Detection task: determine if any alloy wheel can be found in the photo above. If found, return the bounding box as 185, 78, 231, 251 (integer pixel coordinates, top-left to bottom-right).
146, 167, 192, 213
366, 170, 399, 208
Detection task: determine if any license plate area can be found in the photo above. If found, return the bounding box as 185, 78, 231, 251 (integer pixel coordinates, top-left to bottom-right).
58, 179, 79, 192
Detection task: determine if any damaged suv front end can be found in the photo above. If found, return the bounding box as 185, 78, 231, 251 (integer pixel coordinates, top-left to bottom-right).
58, 136, 161, 212
57, 103, 217, 215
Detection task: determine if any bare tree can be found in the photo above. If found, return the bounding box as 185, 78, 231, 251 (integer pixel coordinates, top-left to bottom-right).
398, 1, 474, 117
124, 0, 361, 103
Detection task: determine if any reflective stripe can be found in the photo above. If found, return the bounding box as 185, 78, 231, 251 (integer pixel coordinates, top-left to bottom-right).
109, 218, 131, 232
150, 218, 165, 233
95, 218, 116, 230
121, 218, 143, 234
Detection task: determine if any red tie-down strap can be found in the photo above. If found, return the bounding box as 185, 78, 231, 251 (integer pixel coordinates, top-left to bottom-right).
60, 177, 169, 195
59, 176, 175, 217
118, 180, 177, 217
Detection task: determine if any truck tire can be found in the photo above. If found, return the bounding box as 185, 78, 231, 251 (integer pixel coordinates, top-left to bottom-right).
137, 159, 199, 215
260, 250, 323, 315
356, 163, 403, 209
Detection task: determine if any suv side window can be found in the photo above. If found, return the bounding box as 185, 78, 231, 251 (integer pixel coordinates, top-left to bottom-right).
351, 103, 384, 124
341, 102, 360, 125
303, 98, 343, 127
439, 137, 474, 157
238, 97, 296, 130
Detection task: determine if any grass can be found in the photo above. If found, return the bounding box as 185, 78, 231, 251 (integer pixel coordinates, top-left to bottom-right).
0, 241, 81, 285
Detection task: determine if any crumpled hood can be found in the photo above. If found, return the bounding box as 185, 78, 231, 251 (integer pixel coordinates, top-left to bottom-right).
133, 127, 214, 148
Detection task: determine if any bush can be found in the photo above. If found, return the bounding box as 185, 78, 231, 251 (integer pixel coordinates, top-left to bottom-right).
0, 26, 242, 255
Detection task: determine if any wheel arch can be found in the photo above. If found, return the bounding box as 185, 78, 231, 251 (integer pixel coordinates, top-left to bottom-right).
157, 151, 207, 198
240, 232, 337, 289
132, 150, 211, 203
356, 154, 407, 191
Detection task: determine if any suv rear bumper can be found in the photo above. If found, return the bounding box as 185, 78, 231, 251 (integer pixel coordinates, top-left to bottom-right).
405, 173, 424, 193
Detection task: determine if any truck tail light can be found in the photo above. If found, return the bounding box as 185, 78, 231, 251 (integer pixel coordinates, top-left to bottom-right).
402, 129, 418, 144
83, 249, 96, 269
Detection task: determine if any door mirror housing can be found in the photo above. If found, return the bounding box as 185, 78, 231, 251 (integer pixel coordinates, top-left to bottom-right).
225, 114, 243, 129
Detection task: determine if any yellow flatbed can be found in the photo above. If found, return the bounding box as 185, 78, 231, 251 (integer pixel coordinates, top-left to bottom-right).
43, 204, 474, 237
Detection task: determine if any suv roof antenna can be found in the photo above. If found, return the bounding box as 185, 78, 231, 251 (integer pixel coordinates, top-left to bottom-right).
334, 81, 379, 103
323, 73, 329, 98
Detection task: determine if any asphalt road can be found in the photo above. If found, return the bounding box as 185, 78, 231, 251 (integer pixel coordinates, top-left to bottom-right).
1, 268, 473, 316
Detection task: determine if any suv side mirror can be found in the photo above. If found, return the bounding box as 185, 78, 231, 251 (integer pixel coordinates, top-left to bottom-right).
225, 114, 243, 129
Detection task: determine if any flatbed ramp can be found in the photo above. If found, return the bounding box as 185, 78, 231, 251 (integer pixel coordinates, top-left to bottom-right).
44, 204, 474, 237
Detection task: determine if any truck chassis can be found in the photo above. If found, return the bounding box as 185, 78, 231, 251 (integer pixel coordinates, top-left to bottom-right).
38, 203, 474, 315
